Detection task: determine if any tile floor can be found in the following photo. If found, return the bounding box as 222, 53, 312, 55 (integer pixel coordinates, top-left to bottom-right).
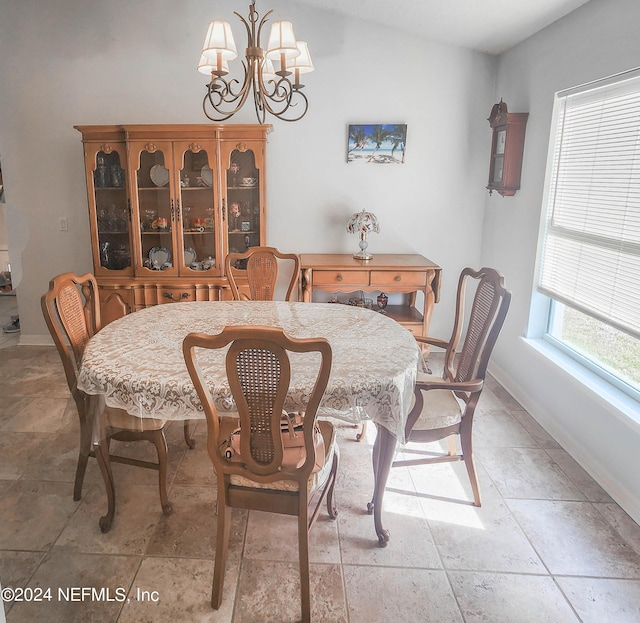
0, 294, 19, 349
0, 344, 639, 622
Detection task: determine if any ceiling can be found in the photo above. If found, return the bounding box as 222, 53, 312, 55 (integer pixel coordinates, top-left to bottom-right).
294, 0, 592, 55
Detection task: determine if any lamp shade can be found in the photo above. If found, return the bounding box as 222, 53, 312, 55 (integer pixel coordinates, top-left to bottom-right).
291, 41, 314, 74
346, 210, 380, 234
201, 21, 238, 61
266, 21, 301, 61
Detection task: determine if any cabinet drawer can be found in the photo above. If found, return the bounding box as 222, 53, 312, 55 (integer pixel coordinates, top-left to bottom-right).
312, 270, 370, 286
157, 286, 196, 304
370, 271, 427, 287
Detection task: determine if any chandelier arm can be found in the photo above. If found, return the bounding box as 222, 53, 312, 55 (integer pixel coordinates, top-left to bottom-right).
261, 80, 309, 122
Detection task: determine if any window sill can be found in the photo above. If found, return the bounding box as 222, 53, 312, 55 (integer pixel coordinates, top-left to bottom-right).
521, 337, 640, 430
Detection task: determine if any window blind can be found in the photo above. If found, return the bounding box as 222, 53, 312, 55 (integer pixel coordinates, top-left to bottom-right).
538, 72, 640, 339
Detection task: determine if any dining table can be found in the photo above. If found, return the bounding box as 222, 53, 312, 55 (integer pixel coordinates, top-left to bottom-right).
77, 300, 420, 546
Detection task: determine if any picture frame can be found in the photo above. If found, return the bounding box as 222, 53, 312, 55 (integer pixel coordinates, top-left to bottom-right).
347, 124, 407, 164
241, 221, 251, 232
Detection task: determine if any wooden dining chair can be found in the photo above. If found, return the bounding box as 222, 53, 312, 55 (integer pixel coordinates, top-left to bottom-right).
224, 246, 301, 301
183, 326, 339, 623
393, 267, 511, 506
41, 272, 194, 532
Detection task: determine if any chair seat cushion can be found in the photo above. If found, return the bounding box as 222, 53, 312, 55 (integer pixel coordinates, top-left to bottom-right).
229, 420, 338, 493
413, 375, 463, 430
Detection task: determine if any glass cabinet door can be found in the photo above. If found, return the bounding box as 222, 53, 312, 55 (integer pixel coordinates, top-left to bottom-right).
89, 145, 132, 276
176, 143, 221, 276
223, 144, 265, 257
131, 143, 178, 275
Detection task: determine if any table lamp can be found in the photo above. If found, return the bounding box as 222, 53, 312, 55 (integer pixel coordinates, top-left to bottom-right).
346, 209, 380, 260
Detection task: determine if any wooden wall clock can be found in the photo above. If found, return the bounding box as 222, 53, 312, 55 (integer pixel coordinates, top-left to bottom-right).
487, 100, 528, 196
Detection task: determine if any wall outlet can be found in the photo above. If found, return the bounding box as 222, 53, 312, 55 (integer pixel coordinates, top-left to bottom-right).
59, 217, 68, 231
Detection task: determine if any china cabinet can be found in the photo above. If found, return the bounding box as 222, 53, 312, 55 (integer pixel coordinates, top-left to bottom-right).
486, 100, 528, 196
76, 124, 269, 322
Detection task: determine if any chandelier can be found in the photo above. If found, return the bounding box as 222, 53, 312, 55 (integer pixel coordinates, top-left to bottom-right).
198, 1, 313, 124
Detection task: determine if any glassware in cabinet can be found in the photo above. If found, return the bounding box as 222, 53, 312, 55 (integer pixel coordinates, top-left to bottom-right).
88, 145, 132, 276
131, 144, 177, 274
222, 143, 265, 256
177, 144, 219, 275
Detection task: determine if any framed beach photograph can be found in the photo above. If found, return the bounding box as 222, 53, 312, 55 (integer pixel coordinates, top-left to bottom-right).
347, 124, 407, 164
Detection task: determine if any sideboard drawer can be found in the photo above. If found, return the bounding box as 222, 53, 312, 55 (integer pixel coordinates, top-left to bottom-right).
312, 270, 370, 286
157, 286, 196, 304
370, 271, 427, 287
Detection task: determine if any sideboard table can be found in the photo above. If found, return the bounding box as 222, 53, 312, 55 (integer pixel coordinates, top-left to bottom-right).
300, 253, 441, 337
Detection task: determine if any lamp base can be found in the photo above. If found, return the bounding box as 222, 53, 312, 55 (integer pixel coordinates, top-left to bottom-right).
353, 250, 373, 261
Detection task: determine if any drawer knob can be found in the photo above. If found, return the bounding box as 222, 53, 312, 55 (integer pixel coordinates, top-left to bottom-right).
395, 275, 401, 282
336, 274, 343, 282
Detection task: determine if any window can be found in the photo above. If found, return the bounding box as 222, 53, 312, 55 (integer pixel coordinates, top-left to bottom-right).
538, 69, 640, 398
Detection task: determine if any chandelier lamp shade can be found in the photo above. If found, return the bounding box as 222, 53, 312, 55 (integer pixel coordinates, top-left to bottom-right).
198, 1, 314, 124
347, 210, 380, 261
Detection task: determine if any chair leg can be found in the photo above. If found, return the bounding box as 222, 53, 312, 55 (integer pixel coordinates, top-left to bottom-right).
298, 500, 312, 623
356, 420, 367, 441
73, 400, 93, 501
183, 420, 196, 449
149, 429, 172, 515
459, 422, 481, 507
326, 450, 339, 519
73, 452, 90, 502
94, 438, 116, 533
211, 503, 231, 609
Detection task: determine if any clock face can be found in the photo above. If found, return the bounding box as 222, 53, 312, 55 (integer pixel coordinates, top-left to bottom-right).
496, 129, 507, 155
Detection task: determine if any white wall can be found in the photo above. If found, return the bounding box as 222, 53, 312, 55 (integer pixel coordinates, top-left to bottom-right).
0, 0, 495, 342
482, 0, 640, 522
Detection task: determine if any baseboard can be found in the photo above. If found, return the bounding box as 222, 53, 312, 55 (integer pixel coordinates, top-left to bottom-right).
17, 334, 53, 346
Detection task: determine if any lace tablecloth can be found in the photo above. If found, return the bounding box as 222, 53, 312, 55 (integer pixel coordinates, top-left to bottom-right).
77, 301, 419, 441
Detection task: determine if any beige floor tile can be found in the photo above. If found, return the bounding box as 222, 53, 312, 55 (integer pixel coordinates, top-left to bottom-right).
0, 551, 46, 613
5, 550, 139, 623
595, 502, 640, 557
1, 396, 74, 434
344, 566, 462, 622
546, 448, 614, 502
512, 409, 562, 449
404, 448, 501, 505
172, 428, 217, 486
473, 407, 540, 448
118, 556, 228, 623
18, 429, 79, 483
338, 485, 441, 568
449, 570, 580, 623
424, 497, 545, 573
54, 484, 166, 555
556, 576, 640, 623
146, 485, 233, 559
477, 447, 586, 500
234, 560, 346, 623
243, 509, 340, 564
0, 432, 46, 480
0, 480, 79, 551
508, 499, 640, 577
